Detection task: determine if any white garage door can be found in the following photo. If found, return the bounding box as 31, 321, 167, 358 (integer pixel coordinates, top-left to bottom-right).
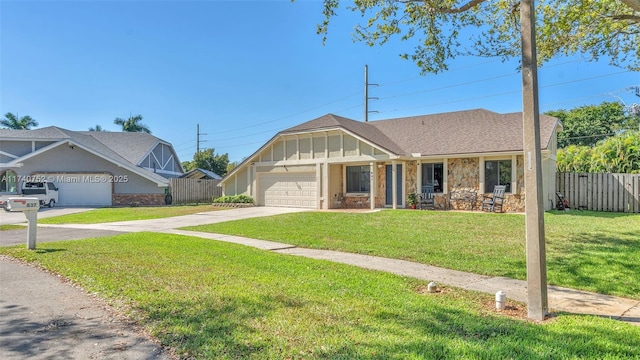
259, 173, 317, 208
37, 173, 112, 206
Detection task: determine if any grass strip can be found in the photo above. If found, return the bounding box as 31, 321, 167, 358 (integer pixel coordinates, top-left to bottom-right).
1, 233, 638, 359
184, 210, 640, 299
38, 204, 223, 224
0, 224, 25, 231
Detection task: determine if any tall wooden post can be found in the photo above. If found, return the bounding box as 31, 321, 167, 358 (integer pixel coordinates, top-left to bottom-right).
521, 0, 548, 320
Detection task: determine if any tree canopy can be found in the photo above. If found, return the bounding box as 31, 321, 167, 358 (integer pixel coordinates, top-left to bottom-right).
318, 0, 640, 74
546, 101, 639, 148
182, 148, 230, 177
1, 112, 38, 130
88, 125, 104, 131
113, 114, 151, 133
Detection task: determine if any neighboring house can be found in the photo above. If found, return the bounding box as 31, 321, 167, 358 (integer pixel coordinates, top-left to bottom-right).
0, 126, 183, 206
220, 109, 562, 212
180, 168, 222, 180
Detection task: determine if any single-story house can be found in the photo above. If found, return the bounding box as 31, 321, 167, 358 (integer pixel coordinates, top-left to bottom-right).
180, 168, 222, 180
0, 126, 183, 206
220, 109, 562, 212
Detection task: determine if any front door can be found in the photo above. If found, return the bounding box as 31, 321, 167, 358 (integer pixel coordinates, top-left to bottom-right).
385, 164, 402, 206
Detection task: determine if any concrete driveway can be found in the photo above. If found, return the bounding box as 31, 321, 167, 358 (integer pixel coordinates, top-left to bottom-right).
1, 207, 309, 247
0, 207, 97, 225
35, 206, 308, 233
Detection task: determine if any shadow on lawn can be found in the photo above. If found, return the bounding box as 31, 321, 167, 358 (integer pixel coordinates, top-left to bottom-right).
548, 231, 639, 298
137, 291, 640, 359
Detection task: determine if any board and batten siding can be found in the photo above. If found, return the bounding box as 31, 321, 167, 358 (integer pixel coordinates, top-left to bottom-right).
222, 130, 391, 199
556, 172, 640, 213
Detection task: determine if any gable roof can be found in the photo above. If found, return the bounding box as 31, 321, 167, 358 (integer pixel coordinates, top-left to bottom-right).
180, 168, 222, 180
76, 130, 166, 166
281, 114, 405, 154
277, 109, 559, 157
0, 126, 177, 185
367, 109, 560, 156
222, 109, 561, 182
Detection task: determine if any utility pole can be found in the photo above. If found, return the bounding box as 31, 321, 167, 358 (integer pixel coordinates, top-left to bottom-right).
364, 65, 378, 122
196, 124, 207, 154
521, 0, 548, 321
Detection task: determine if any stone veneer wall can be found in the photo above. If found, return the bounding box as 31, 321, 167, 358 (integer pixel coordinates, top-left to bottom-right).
447, 158, 479, 210
113, 193, 166, 206
445, 156, 526, 212
342, 195, 371, 208
336, 156, 526, 212
405, 161, 417, 207
448, 158, 479, 190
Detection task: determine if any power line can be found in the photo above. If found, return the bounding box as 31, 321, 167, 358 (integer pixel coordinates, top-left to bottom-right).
376, 58, 585, 99
377, 70, 633, 115
211, 89, 361, 136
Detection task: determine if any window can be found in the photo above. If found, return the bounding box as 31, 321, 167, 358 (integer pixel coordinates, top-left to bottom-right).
485, 160, 511, 193
421, 163, 443, 193
0, 170, 17, 193
346, 165, 370, 193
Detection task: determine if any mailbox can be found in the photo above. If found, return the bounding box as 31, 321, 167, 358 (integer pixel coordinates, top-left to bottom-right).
5, 197, 40, 212
5, 197, 39, 250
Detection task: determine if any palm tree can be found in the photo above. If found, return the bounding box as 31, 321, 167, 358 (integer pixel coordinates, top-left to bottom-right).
88, 125, 104, 131
1, 112, 38, 130
113, 114, 151, 134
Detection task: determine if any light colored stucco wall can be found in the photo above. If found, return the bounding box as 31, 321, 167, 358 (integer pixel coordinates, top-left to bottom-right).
13, 145, 164, 194
329, 164, 342, 207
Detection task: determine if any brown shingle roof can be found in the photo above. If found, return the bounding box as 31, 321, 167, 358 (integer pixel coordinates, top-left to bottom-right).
279, 109, 559, 157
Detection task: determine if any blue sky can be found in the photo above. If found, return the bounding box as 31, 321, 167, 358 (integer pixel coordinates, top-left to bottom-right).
2, 0, 638, 164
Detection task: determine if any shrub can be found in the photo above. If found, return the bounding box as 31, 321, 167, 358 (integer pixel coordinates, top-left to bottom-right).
213, 194, 254, 204
557, 131, 640, 173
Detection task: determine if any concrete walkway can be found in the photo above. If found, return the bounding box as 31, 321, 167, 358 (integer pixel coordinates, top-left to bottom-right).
168, 229, 640, 325
1, 206, 638, 358
26, 205, 640, 326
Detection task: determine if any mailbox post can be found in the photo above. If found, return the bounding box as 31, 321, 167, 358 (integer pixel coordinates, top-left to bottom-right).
5, 197, 40, 250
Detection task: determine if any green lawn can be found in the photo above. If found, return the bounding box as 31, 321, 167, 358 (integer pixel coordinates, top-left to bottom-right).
0, 224, 25, 231
1, 233, 638, 359
38, 204, 223, 224
184, 210, 640, 300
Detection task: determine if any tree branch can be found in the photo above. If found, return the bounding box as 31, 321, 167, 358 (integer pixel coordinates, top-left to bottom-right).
612, 14, 640, 22
398, 0, 489, 14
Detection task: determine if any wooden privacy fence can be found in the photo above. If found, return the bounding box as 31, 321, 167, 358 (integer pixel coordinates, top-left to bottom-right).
556, 172, 640, 213
169, 178, 222, 205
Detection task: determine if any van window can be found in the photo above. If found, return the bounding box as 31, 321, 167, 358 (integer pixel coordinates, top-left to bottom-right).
47, 183, 56, 190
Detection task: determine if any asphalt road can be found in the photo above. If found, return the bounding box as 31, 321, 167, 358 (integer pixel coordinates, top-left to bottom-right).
0, 257, 170, 360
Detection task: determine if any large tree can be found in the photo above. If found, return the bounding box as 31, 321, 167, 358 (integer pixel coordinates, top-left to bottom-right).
318, 0, 640, 73
113, 114, 151, 133
88, 125, 104, 131
546, 101, 638, 148
1, 112, 38, 130
182, 148, 230, 177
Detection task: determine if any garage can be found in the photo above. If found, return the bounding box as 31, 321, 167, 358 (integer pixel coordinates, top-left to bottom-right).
258, 173, 317, 208
36, 173, 112, 206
